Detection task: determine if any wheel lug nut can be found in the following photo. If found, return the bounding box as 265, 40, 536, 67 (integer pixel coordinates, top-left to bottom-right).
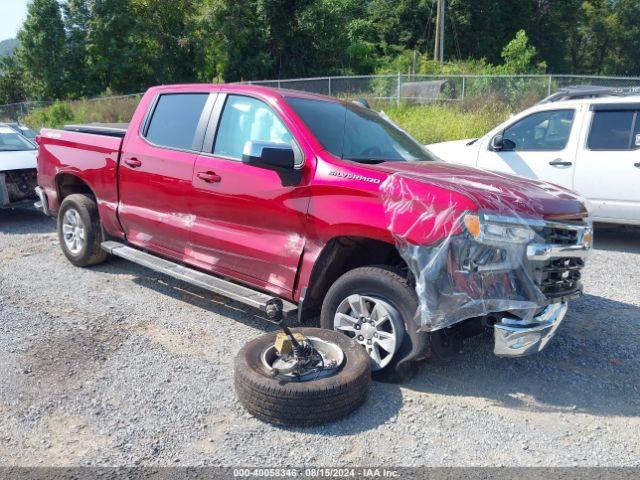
357, 335, 364, 341
367, 340, 372, 345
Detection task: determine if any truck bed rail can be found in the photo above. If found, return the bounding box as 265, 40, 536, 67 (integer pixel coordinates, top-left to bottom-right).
64, 123, 128, 138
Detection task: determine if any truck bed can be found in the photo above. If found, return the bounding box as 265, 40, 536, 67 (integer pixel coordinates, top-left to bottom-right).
37, 127, 125, 236
64, 123, 129, 138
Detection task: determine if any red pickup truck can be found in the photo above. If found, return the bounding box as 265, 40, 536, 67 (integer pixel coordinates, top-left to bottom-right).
36, 84, 592, 378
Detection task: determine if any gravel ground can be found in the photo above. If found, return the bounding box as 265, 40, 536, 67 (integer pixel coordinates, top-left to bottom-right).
0, 207, 639, 467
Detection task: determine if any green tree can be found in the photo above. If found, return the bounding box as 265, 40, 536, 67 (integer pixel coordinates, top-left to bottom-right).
131, 0, 200, 84
499, 29, 546, 74
0, 56, 27, 104
605, 0, 640, 75
16, 0, 67, 99
368, 0, 434, 53
199, 0, 366, 81
263, 0, 365, 77
568, 0, 613, 74
446, 0, 534, 64
87, 0, 151, 94
63, 0, 93, 97
198, 0, 272, 82
527, 0, 581, 73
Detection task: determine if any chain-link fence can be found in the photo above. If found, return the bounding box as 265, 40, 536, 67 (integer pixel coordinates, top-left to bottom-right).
247, 74, 640, 108
0, 93, 144, 124
0, 101, 52, 122
3, 74, 640, 124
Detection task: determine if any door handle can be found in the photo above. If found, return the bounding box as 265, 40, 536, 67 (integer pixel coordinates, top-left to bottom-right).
124, 157, 142, 168
197, 171, 222, 183
549, 159, 572, 167
634, 162, 640, 168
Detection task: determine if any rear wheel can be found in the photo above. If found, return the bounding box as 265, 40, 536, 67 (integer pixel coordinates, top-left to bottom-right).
320, 266, 418, 377
57, 194, 108, 267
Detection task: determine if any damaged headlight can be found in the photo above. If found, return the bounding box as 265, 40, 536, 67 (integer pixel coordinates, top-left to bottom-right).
464, 213, 535, 245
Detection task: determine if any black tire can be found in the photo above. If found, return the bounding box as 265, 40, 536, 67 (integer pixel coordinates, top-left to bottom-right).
320, 266, 419, 382
234, 327, 371, 426
57, 194, 108, 267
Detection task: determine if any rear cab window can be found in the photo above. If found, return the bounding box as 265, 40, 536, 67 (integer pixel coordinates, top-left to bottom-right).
587, 106, 639, 151
143, 93, 209, 151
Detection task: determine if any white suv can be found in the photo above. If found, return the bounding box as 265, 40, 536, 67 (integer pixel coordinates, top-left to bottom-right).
426, 88, 640, 226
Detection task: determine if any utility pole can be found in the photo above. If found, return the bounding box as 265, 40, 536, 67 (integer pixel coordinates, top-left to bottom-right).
439, 0, 445, 64
433, 0, 440, 62
433, 0, 445, 64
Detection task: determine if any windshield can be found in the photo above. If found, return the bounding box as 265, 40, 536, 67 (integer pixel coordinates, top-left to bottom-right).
286, 97, 435, 163
0, 126, 36, 151
10, 124, 37, 140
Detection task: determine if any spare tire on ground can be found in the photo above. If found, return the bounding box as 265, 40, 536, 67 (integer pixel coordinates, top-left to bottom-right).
234, 327, 371, 426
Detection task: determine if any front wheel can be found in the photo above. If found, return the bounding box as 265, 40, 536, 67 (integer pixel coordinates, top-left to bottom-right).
320, 266, 418, 375
57, 194, 108, 267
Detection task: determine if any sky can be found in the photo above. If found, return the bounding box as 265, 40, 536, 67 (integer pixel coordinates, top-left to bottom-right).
0, 0, 30, 41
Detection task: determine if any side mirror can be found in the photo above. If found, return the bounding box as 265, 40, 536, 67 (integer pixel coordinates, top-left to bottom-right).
490, 134, 516, 152
242, 141, 295, 170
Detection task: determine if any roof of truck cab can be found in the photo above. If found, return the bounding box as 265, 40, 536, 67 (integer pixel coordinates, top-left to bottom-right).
147, 83, 345, 104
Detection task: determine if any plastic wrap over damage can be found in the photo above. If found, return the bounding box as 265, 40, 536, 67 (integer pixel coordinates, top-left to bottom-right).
381, 169, 592, 333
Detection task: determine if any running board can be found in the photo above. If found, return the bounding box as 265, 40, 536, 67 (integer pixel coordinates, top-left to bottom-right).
101, 241, 298, 320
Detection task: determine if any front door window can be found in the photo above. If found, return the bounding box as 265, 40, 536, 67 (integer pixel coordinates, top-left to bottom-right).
502, 109, 575, 152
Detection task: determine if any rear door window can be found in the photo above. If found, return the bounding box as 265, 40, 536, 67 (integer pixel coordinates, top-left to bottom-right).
588, 110, 637, 150
144, 93, 209, 151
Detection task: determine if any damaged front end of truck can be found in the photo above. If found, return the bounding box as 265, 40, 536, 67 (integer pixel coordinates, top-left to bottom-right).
381, 171, 592, 358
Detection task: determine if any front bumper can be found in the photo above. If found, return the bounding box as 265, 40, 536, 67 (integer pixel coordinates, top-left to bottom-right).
489, 218, 590, 357
494, 302, 568, 357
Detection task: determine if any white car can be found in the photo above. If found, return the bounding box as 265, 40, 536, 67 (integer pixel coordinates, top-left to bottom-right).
426, 89, 640, 226
0, 124, 38, 208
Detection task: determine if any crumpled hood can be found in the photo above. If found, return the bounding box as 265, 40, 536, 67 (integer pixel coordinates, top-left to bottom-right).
0, 150, 37, 172
371, 161, 587, 219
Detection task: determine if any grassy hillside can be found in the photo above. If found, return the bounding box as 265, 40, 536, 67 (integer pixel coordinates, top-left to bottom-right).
0, 38, 18, 57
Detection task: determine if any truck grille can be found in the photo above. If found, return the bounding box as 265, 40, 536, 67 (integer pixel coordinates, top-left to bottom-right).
539, 257, 584, 297
531, 220, 589, 299
539, 225, 579, 245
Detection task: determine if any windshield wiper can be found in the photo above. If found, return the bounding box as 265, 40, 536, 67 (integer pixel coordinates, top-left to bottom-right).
343, 157, 400, 164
